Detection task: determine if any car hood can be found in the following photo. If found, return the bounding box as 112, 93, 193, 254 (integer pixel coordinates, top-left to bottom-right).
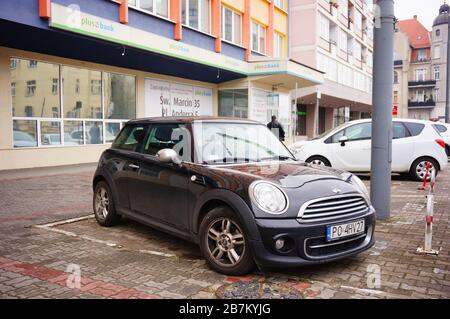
212, 161, 350, 189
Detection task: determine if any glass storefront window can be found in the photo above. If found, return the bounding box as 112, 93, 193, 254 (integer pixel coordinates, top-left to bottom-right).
11, 58, 60, 118
85, 121, 103, 144
62, 66, 102, 119
218, 89, 248, 118
13, 120, 37, 148
41, 121, 61, 146
104, 72, 136, 119
105, 122, 121, 143
64, 121, 84, 145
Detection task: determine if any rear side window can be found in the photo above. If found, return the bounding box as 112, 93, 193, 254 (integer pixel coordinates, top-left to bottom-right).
393, 122, 410, 139
404, 122, 425, 136
112, 125, 147, 152
434, 124, 448, 133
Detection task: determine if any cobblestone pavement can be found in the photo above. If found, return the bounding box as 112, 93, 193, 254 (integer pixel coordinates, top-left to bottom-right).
0, 163, 449, 299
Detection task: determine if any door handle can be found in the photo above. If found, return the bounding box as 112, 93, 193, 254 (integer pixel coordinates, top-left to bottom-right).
128, 163, 140, 169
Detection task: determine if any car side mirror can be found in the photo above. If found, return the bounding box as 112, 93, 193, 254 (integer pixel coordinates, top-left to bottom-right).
156, 148, 182, 165
339, 136, 349, 146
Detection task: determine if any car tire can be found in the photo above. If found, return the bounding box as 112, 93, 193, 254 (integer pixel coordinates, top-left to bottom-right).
410, 157, 439, 182
93, 181, 121, 227
445, 144, 450, 157
306, 156, 331, 167
199, 206, 255, 275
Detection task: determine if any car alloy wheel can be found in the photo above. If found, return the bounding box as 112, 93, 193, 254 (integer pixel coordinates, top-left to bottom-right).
94, 186, 109, 219
416, 160, 436, 181
206, 217, 246, 267
311, 159, 325, 166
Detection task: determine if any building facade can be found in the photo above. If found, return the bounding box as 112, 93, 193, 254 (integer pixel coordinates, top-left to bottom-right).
290, 0, 374, 139
0, 0, 323, 170
394, 5, 449, 122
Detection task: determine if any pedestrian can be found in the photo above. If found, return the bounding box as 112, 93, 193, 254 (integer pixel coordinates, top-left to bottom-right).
267, 115, 285, 141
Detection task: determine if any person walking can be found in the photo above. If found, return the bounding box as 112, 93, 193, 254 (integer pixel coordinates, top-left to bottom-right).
267, 115, 285, 141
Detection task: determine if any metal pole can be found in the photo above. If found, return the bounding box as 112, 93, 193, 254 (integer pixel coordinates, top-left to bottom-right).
446, 14, 450, 123
371, 0, 395, 220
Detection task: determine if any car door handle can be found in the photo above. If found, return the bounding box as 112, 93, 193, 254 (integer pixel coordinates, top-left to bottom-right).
128, 163, 140, 169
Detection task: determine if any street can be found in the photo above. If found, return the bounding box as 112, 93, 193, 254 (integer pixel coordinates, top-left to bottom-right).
0, 163, 449, 299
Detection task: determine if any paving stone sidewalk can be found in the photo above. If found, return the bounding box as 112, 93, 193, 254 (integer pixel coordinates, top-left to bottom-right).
0, 163, 449, 299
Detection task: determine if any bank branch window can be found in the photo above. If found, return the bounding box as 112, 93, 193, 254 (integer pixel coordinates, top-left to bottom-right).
10, 58, 136, 148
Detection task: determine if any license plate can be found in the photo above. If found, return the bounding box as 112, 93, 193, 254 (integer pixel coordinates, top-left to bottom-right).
327, 220, 365, 241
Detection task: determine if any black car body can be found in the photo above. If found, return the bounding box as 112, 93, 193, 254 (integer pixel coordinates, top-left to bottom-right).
93, 117, 376, 275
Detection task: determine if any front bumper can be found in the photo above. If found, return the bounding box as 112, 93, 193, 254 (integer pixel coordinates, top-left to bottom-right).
249, 210, 376, 268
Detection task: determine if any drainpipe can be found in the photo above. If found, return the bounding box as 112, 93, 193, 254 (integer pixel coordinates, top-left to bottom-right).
446, 13, 450, 123
371, 0, 395, 220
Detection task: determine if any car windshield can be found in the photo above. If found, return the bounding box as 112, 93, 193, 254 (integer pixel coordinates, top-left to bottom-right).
312, 124, 344, 140
192, 122, 295, 164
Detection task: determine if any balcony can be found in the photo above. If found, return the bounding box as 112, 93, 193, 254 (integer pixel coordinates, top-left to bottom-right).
408, 80, 436, 88
408, 99, 436, 109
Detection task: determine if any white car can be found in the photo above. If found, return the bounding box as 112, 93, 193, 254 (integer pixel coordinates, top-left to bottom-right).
432, 122, 450, 156
289, 119, 448, 181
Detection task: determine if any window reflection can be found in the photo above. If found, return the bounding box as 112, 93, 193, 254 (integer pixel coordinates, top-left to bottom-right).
104, 73, 136, 119
13, 120, 37, 148
64, 121, 84, 145
85, 121, 103, 144
41, 121, 61, 145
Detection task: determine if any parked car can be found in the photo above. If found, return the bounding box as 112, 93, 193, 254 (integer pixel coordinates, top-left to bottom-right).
92, 117, 376, 275
432, 122, 450, 156
289, 119, 448, 181
13, 131, 37, 148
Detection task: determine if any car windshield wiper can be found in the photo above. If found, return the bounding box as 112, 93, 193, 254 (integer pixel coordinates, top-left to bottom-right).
203, 157, 259, 164
260, 155, 295, 161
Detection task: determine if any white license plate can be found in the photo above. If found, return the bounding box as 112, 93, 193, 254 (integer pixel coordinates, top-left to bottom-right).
327, 220, 365, 241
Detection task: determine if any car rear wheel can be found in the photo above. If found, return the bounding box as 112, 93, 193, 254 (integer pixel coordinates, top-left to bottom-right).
93, 181, 121, 227
410, 158, 439, 182
306, 156, 331, 167
199, 206, 255, 275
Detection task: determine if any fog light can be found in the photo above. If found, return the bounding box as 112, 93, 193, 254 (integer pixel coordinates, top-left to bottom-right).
275, 238, 285, 251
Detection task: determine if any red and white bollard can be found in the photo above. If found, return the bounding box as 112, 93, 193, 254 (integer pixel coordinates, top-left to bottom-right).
416, 169, 440, 255
418, 162, 431, 190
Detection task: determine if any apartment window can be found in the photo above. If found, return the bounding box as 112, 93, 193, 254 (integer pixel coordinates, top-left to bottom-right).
91, 80, 102, 95
319, 14, 330, 41
394, 71, 399, 84
367, 51, 373, 68
182, 0, 210, 33
436, 29, 440, 37
11, 82, 16, 97
221, 6, 242, 45
434, 88, 439, 102
354, 10, 362, 31
339, 0, 348, 18
417, 49, 427, 62
274, 0, 284, 10
434, 66, 440, 80
434, 45, 441, 59
28, 60, 38, 68
251, 21, 266, 54
52, 78, 59, 95
128, 0, 169, 18
10, 58, 17, 69
274, 32, 284, 58
353, 41, 362, 61
415, 89, 426, 102
339, 29, 347, 52
10, 58, 136, 148
26, 80, 36, 96
415, 69, 425, 81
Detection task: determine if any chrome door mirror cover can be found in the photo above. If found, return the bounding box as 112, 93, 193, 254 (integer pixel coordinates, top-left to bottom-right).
156, 148, 182, 165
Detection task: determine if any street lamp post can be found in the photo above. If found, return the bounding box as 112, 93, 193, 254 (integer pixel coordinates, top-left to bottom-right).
371, 0, 395, 220
446, 14, 450, 123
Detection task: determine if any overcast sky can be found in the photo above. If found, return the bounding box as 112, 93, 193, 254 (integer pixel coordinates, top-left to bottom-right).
394, 0, 445, 30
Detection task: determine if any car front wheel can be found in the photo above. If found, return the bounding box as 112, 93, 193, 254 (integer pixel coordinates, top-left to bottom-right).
199, 206, 255, 275
93, 181, 121, 227
306, 156, 331, 167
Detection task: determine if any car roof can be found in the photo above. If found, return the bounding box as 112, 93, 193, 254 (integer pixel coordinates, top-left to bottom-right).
343, 118, 438, 125
127, 116, 262, 125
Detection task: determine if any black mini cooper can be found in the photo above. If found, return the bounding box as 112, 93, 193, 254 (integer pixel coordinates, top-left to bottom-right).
93, 117, 376, 275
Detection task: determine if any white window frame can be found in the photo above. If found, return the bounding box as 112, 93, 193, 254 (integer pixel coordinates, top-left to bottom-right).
26, 80, 36, 96
434, 66, 440, 80
221, 5, 242, 46
11, 82, 16, 97
339, 28, 347, 52
415, 69, 425, 81
339, 0, 348, 18
433, 45, 441, 59
274, 32, 284, 58
182, 0, 211, 34
434, 88, 439, 102
274, 0, 284, 10
251, 20, 266, 54
319, 14, 330, 42
417, 49, 427, 62
127, 0, 170, 19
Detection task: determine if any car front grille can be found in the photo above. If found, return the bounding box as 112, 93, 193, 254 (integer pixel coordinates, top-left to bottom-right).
297, 194, 370, 224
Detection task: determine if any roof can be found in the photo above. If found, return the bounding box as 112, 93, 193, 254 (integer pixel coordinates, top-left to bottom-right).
397, 18, 431, 49
433, 4, 450, 27
127, 116, 261, 125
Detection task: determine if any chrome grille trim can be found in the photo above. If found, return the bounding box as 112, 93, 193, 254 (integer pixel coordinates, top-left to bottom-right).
297, 194, 370, 224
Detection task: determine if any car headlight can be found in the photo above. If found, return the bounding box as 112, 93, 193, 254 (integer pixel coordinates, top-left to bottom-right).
349, 175, 370, 202
249, 181, 288, 215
